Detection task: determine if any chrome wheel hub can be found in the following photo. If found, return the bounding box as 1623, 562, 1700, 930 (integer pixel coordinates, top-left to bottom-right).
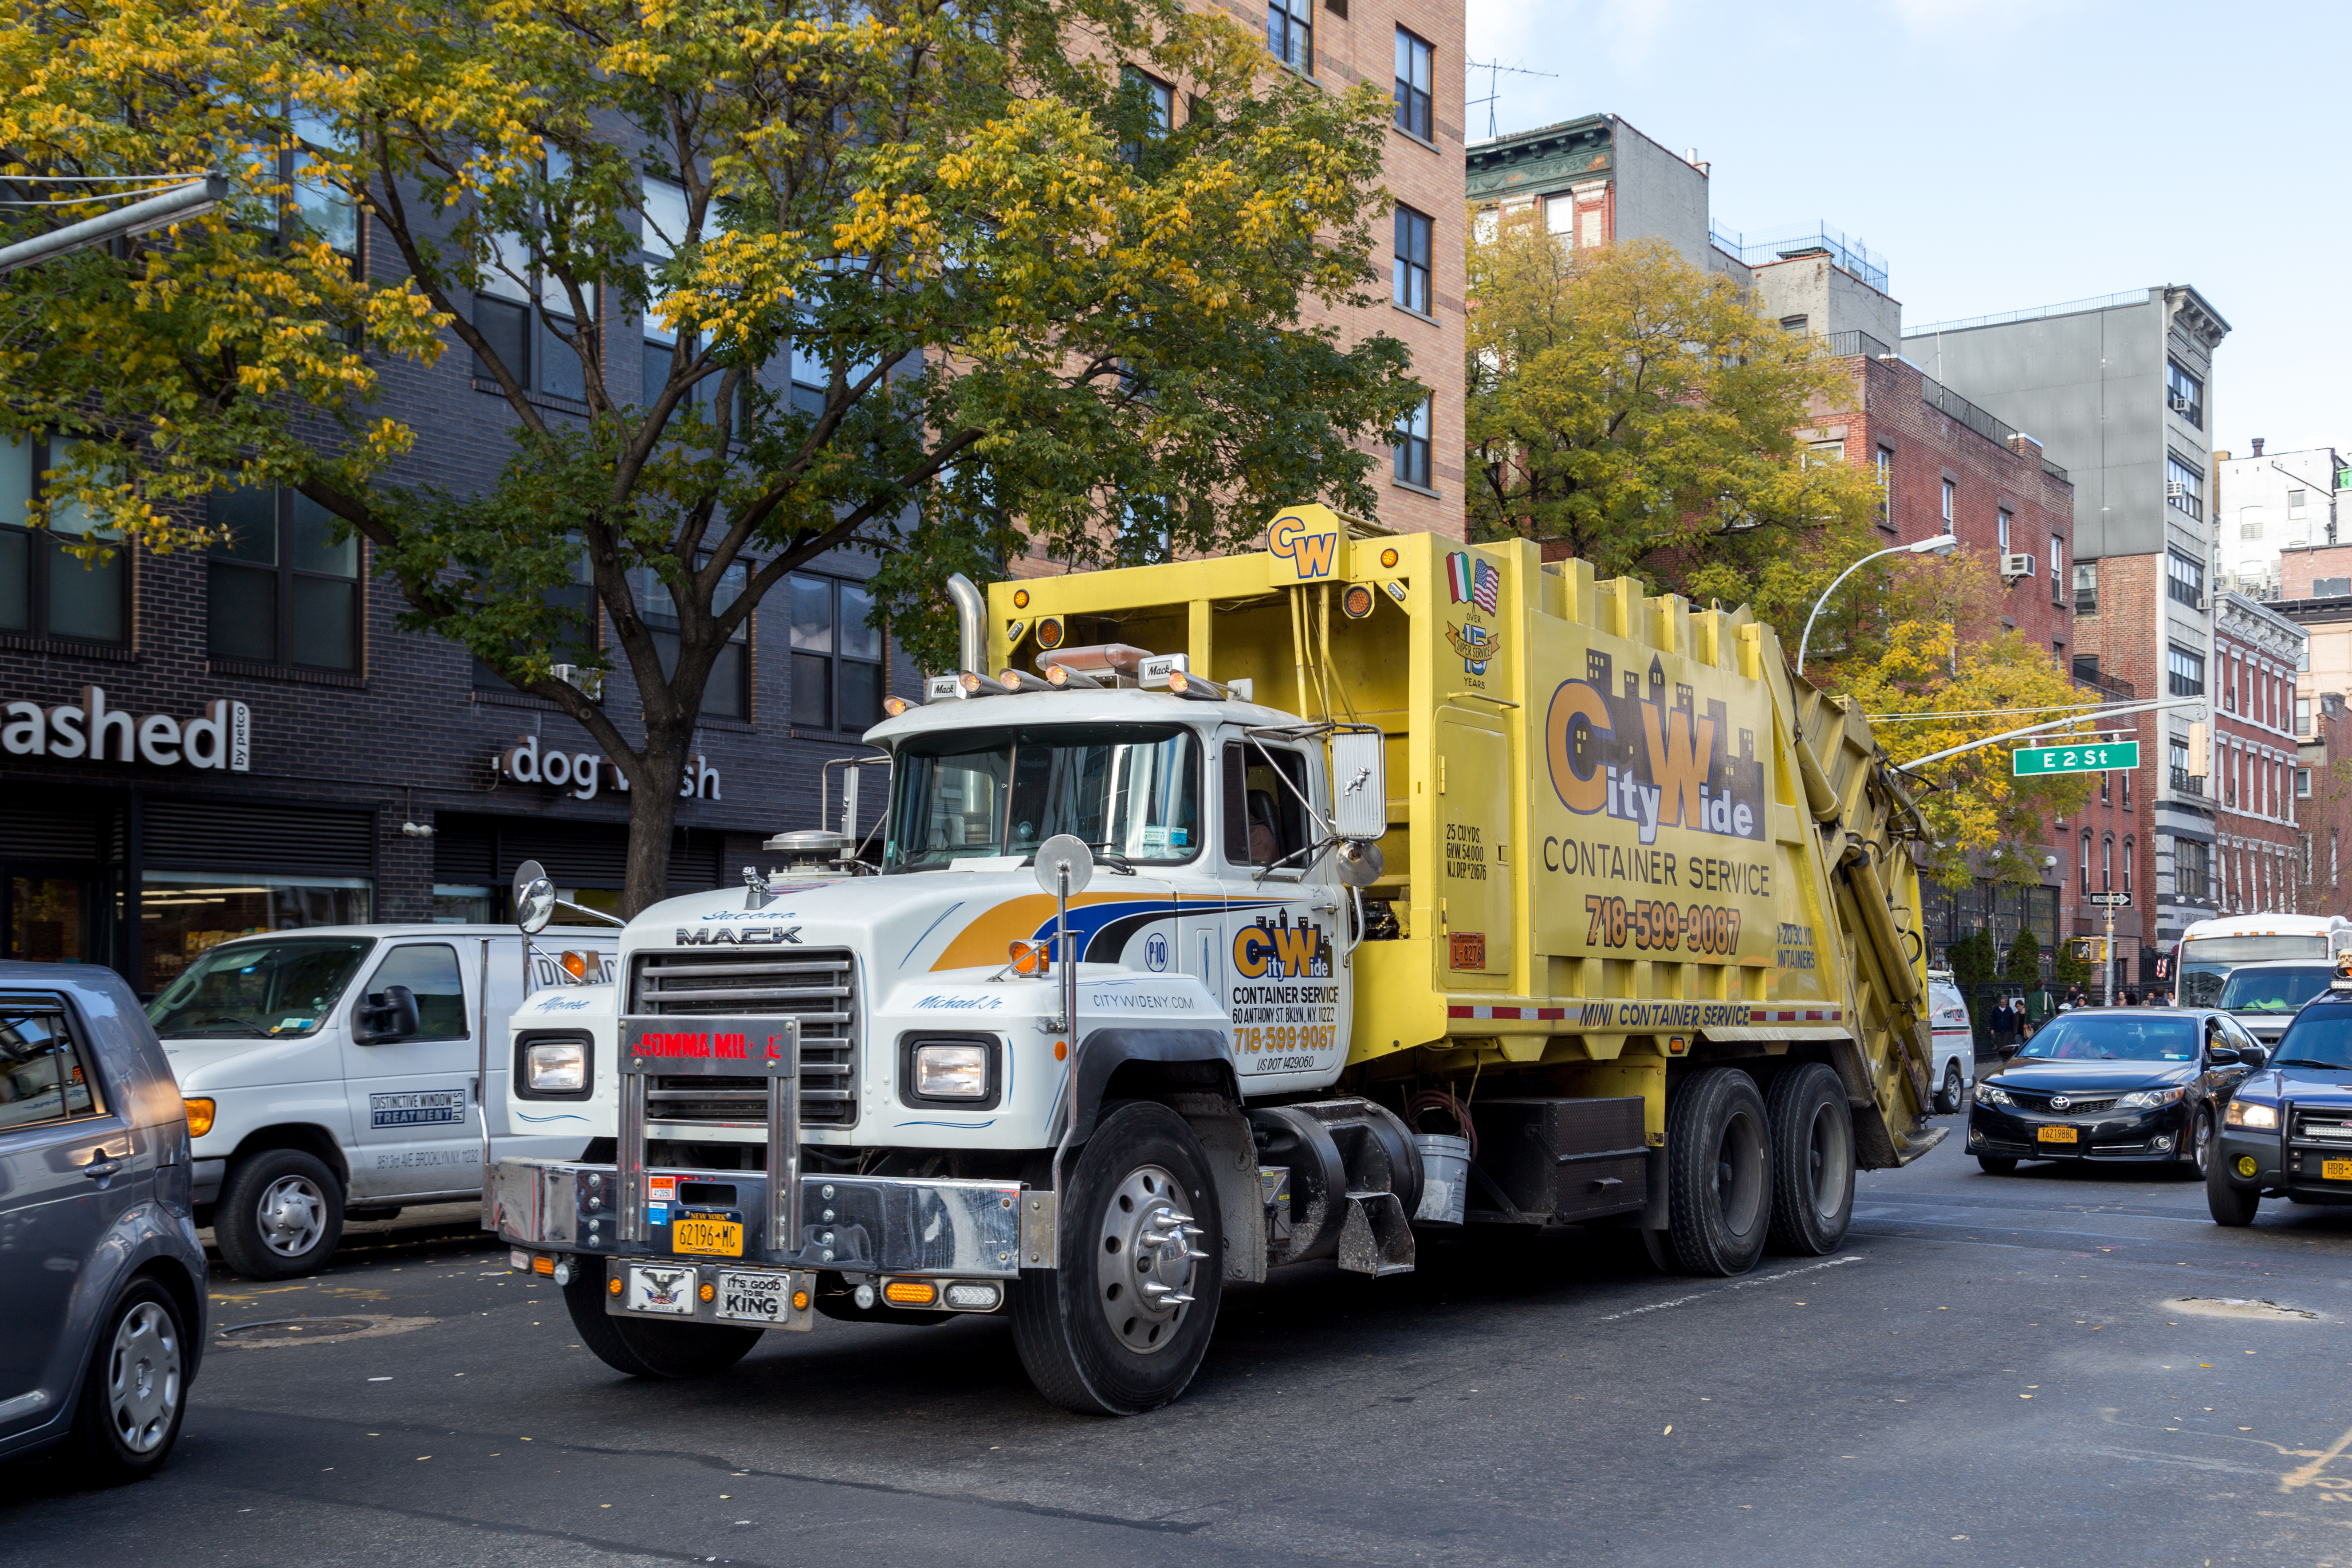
257, 1174, 327, 1258
1094, 1163, 1202, 1355
107, 1302, 180, 1454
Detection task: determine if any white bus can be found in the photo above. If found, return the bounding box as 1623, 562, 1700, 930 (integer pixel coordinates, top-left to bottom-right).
2172, 914, 2352, 1006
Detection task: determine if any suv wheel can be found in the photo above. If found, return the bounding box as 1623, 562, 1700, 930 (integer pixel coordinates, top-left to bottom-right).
215, 1149, 344, 1279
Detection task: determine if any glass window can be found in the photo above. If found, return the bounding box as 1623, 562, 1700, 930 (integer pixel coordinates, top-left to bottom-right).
138, 875, 373, 999
1393, 28, 1433, 140
789, 574, 885, 732
2079, 830, 2092, 895
0, 1009, 103, 1131
2175, 838, 2210, 906
0, 435, 129, 646
146, 934, 375, 1038
625, 557, 750, 720
209, 487, 361, 671
1266, 0, 1311, 72
1223, 742, 1313, 869
2050, 534, 2065, 604
886, 724, 1203, 870
1393, 205, 1432, 315
2123, 838, 2134, 893
2167, 359, 2204, 428
640, 178, 688, 347
1393, 394, 1433, 490
2167, 453, 2205, 520
1874, 448, 1892, 529
2168, 644, 2205, 697
1120, 67, 1173, 160
365, 943, 468, 1040
1994, 507, 2009, 552
2300, 696, 2313, 735
433, 884, 493, 924
1942, 479, 1954, 526
2014, 1012, 2199, 1062
2074, 560, 2097, 615
2167, 549, 2203, 606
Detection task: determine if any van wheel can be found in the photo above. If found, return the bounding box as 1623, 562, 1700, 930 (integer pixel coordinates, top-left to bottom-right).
214, 1150, 343, 1280
1664, 1068, 1773, 1277
65, 1279, 189, 1482
562, 1258, 763, 1378
1934, 1063, 1965, 1115
1765, 1064, 1854, 1256
1011, 1101, 1223, 1415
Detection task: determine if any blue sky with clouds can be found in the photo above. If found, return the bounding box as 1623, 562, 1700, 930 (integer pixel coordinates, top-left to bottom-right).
1463, 0, 2350, 457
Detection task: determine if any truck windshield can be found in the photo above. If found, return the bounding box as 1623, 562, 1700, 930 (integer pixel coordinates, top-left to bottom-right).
2218, 966, 2334, 1013
2013, 1014, 2199, 1062
146, 938, 375, 1038
887, 724, 1202, 872
2179, 935, 2330, 1006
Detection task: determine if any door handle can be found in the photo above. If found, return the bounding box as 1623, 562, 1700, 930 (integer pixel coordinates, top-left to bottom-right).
83, 1156, 124, 1181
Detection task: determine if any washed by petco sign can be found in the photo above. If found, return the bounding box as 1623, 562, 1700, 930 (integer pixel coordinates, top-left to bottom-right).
2, 684, 251, 771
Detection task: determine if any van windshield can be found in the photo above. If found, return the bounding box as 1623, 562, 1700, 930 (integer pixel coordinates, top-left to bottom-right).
886, 724, 1202, 872
2218, 966, 2335, 1013
146, 939, 375, 1038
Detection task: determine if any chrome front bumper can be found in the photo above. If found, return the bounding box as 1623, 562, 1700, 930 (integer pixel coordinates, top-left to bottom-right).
490, 1158, 1040, 1279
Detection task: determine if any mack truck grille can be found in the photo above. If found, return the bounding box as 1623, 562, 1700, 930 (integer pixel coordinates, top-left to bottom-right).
629, 948, 858, 1129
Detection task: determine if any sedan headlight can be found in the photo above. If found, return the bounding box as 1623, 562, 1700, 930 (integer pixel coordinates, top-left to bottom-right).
2226, 1099, 2280, 1129
2113, 1087, 2186, 1110
1974, 1083, 2012, 1107
524, 1038, 586, 1093
912, 1041, 990, 1099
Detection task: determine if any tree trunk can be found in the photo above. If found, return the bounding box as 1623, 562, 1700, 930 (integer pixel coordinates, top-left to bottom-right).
621, 739, 692, 918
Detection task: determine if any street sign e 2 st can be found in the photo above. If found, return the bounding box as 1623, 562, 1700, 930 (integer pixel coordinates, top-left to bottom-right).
2012, 741, 2140, 777
2088, 892, 2132, 908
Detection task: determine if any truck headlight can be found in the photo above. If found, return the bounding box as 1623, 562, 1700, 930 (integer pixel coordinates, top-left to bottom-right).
525, 1038, 587, 1093
912, 1042, 989, 1099
2114, 1087, 2185, 1110
2226, 1099, 2280, 1129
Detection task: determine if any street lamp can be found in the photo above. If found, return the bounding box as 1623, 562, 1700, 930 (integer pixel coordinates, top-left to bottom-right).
1796, 533, 1958, 674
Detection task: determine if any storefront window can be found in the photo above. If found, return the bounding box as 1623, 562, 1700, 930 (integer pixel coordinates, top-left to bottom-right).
139, 872, 371, 996
433, 884, 494, 924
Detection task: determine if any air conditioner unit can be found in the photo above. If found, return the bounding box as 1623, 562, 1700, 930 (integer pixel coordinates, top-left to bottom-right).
2168, 394, 2194, 413
2001, 552, 2036, 579
2167, 480, 2187, 499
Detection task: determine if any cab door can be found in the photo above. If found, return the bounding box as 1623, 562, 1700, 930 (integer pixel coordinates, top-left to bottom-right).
343, 940, 480, 1200
1215, 732, 1348, 1092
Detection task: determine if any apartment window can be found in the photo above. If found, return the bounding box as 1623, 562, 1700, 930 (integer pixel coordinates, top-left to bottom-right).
2102, 835, 2113, 892
1393, 206, 1432, 315
2289, 487, 2310, 518
1120, 67, 1173, 161
2123, 838, 2134, 896
1392, 28, 1433, 141
789, 574, 883, 733
2175, 837, 2209, 902
1874, 448, 1893, 530
0, 435, 130, 647
2302, 767, 2315, 798
1805, 441, 1844, 469
1943, 479, 1956, 528
2240, 507, 2264, 540
2169, 736, 2191, 788
2123, 770, 2132, 810
2166, 549, 2203, 607
2167, 644, 2205, 697
2050, 534, 2065, 605
1780, 314, 1809, 334
2166, 359, 2204, 429
2074, 561, 2098, 615
2079, 831, 2092, 896
1266, 0, 1311, 72
632, 558, 751, 720
2100, 769, 2111, 804
2166, 453, 2204, 521
1392, 395, 1433, 491
475, 547, 596, 693
2300, 696, 2313, 734
1995, 507, 2009, 553
288, 109, 361, 258
2318, 576, 2352, 598
206, 486, 362, 671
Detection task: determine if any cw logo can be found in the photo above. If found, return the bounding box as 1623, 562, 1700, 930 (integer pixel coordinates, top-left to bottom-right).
1268, 513, 1340, 579
1233, 918, 1329, 979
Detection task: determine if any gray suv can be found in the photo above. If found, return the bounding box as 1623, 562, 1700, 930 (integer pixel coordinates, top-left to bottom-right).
0, 962, 207, 1480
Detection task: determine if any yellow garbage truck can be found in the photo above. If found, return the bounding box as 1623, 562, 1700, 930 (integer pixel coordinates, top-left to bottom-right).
492, 509, 1939, 1415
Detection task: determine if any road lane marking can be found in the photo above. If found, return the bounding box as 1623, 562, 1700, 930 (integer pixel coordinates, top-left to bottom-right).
1596, 1255, 1863, 1321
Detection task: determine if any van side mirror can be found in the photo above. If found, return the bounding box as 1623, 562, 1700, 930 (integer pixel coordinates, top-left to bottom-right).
355, 984, 421, 1045
1328, 729, 1387, 841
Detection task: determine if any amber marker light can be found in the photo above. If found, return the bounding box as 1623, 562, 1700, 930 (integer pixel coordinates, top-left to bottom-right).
882, 696, 912, 717
1010, 939, 1050, 976
608, 1277, 623, 1296
534, 1254, 556, 1277
792, 1289, 810, 1312
1012, 588, 1030, 609
883, 1280, 939, 1307
700, 1283, 716, 1302
182, 1096, 216, 1137
560, 950, 588, 981
1341, 584, 1376, 619
1380, 547, 1399, 568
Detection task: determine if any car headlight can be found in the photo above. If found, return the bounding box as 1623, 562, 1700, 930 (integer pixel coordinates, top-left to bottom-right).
1973, 1083, 2012, 1107
2226, 1099, 2280, 1129
524, 1038, 587, 1093
912, 1041, 989, 1099
2114, 1087, 2187, 1110
183, 1096, 215, 1138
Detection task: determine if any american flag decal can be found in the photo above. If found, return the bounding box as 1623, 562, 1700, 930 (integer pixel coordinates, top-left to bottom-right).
1473, 559, 1500, 613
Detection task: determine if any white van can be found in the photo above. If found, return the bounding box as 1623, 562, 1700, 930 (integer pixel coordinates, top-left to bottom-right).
150, 925, 618, 1278
1924, 970, 1974, 1113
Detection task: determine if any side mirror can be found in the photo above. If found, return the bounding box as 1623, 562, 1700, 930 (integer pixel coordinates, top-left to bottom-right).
2206, 1044, 2242, 1066
514, 856, 558, 935
356, 984, 420, 1045
1997, 1042, 2020, 1058
1328, 729, 1387, 842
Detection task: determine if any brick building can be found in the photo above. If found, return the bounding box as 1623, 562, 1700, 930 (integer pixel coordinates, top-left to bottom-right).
2206, 592, 2305, 917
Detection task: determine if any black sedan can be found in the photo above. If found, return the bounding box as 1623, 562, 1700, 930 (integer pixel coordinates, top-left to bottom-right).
2209, 993, 2352, 1224
1968, 1008, 2265, 1177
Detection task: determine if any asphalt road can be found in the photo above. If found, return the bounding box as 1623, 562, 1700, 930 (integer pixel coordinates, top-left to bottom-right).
12, 1118, 2352, 1568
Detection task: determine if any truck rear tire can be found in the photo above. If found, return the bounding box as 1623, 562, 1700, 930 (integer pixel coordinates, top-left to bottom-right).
1011, 1101, 1223, 1416
214, 1149, 344, 1280
1664, 1068, 1772, 1277
1764, 1064, 1854, 1256
561, 1258, 763, 1378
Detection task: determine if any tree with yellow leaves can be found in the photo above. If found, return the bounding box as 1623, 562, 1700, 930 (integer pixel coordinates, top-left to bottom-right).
0, 0, 1420, 908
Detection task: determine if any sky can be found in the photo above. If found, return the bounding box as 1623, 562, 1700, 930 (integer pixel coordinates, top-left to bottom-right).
1463, 0, 2352, 458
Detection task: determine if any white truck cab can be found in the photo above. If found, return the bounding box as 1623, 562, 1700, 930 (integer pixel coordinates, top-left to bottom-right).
154, 924, 617, 1277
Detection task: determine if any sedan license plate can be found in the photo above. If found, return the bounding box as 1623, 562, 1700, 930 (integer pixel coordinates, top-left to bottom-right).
2325, 1159, 2352, 1183
2037, 1125, 2079, 1144
625, 1264, 699, 1316
673, 1215, 743, 1257
714, 1269, 792, 1325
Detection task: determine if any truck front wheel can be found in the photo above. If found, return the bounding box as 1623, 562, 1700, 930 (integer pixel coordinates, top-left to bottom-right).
562, 1258, 763, 1378
1011, 1100, 1223, 1416
1664, 1068, 1772, 1277
1764, 1063, 1855, 1256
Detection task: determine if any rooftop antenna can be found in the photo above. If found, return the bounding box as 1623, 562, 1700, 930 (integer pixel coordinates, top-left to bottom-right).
1466, 59, 1558, 141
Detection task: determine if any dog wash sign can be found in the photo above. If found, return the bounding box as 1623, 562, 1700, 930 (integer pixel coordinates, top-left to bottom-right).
2, 684, 252, 771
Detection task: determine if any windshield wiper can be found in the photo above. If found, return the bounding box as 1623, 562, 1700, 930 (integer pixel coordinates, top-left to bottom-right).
1081, 842, 1139, 875
2273, 1058, 2349, 1071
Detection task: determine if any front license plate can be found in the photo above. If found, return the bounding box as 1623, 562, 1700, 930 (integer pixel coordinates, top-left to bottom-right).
626, 1264, 699, 1316
2324, 1159, 2352, 1182
2037, 1125, 2079, 1144
673, 1216, 743, 1257
714, 1269, 792, 1325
